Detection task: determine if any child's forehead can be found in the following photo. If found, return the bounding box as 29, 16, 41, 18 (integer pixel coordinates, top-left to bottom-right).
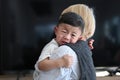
58, 23, 73, 27
58, 23, 82, 30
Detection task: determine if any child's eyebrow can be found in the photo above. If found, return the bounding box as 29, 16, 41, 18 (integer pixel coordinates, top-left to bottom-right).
72, 32, 77, 35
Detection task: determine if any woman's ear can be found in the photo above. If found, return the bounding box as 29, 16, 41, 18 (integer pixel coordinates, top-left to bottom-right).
79, 36, 83, 40
79, 36, 86, 41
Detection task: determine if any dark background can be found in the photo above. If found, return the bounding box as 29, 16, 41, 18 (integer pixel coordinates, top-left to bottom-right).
1, 0, 120, 73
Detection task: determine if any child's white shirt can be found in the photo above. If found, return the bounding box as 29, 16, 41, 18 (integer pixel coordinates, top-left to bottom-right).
33, 39, 80, 80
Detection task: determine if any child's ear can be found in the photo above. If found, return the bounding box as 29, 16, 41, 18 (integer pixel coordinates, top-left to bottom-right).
54, 26, 58, 34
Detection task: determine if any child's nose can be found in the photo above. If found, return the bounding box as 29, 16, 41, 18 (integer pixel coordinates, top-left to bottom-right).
64, 34, 71, 40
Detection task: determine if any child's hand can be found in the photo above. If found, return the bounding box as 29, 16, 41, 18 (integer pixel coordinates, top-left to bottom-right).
62, 54, 73, 68
88, 39, 94, 49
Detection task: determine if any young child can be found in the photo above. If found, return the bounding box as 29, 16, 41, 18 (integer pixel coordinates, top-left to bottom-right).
33, 4, 96, 80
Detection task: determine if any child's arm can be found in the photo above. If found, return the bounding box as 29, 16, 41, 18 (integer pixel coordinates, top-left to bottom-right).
38, 54, 73, 71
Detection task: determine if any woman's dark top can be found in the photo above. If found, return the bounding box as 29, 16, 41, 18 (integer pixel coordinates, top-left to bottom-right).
66, 40, 96, 80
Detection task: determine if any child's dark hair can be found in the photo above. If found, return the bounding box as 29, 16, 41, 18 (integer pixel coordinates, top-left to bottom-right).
57, 12, 85, 34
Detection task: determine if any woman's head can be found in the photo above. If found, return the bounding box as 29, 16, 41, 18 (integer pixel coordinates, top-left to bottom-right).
55, 12, 85, 45
62, 4, 96, 39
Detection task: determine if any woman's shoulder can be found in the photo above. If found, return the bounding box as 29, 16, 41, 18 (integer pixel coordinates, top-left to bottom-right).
58, 45, 75, 52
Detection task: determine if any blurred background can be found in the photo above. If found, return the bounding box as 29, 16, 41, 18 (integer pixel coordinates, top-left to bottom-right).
0, 0, 120, 75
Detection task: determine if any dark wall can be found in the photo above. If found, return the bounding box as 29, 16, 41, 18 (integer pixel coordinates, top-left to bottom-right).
1, 0, 36, 72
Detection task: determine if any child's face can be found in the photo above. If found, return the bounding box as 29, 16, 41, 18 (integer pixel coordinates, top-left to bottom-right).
55, 23, 82, 45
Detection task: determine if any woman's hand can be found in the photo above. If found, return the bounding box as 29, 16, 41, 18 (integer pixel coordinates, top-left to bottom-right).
88, 39, 94, 49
